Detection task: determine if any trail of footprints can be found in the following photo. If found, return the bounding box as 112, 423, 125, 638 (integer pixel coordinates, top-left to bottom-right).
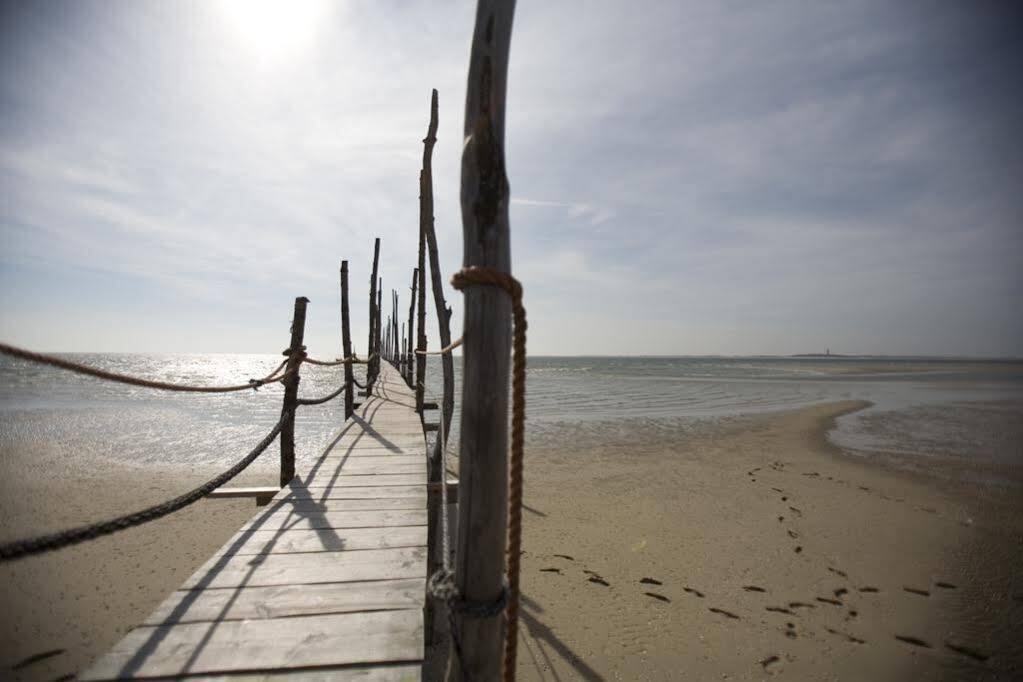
532, 461, 992, 672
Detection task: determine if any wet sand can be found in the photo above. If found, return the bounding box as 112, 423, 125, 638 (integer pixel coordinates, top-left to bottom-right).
2, 401, 1021, 680
516, 401, 1023, 680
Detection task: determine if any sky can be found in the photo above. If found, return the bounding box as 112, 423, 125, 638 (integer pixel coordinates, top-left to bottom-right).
1, 1, 1021, 357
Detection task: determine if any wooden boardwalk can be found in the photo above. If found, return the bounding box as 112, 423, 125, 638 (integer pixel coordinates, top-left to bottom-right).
83, 363, 428, 680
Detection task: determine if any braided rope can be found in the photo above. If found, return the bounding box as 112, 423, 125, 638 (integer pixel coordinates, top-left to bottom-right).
296, 381, 350, 406
450, 266, 526, 682
0, 411, 290, 561
415, 337, 463, 356
302, 352, 378, 367
0, 342, 291, 393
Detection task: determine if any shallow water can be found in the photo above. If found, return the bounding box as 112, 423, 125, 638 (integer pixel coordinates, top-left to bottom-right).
1, 354, 1021, 486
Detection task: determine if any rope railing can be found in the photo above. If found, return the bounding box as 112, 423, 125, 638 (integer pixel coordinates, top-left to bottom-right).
0, 410, 291, 561
296, 381, 350, 406
415, 337, 463, 356
0, 342, 293, 393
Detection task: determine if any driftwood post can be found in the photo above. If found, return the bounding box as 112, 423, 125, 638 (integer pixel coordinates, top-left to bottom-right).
340, 260, 355, 420
415, 170, 428, 412
449, 1, 517, 679
393, 291, 399, 367
280, 296, 309, 488
367, 238, 380, 390
377, 283, 383, 367
408, 268, 418, 387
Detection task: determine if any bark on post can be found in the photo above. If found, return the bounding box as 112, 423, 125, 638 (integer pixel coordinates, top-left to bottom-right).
420, 88, 454, 648
449, 1, 517, 679
415, 175, 429, 411
377, 284, 383, 368
408, 268, 418, 387
367, 238, 381, 389
340, 260, 355, 420
280, 296, 309, 488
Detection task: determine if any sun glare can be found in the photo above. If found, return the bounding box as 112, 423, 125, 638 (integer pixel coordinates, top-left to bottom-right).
217, 0, 329, 61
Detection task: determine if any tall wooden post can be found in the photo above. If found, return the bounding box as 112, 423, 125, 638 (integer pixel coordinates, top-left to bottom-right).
280, 296, 309, 488
420, 88, 452, 647
416, 172, 428, 412
408, 268, 418, 387
393, 291, 399, 367
377, 283, 383, 367
367, 238, 380, 390
450, 1, 517, 679
340, 260, 355, 420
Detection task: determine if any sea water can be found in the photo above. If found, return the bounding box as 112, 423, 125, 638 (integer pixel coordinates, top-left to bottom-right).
1, 354, 1020, 487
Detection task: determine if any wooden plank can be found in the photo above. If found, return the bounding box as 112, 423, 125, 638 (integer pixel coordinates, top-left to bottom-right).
303, 473, 424, 487
170, 663, 422, 681
80, 609, 423, 680
207, 487, 279, 505
238, 509, 427, 531
276, 486, 427, 501
263, 497, 425, 512
214, 526, 426, 556
182, 546, 426, 590
143, 579, 425, 625
304, 463, 425, 476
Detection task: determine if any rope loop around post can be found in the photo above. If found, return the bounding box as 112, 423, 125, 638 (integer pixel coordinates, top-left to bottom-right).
450, 265, 527, 681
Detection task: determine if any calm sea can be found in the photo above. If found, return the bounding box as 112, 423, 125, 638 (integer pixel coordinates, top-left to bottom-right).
1, 354, 1021, 487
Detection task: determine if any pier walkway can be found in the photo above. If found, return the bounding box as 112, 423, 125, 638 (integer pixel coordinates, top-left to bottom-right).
82, 362, 428, 680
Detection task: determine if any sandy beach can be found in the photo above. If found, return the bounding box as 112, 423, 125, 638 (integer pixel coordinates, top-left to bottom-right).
515, 401, 1023, 681
2, 401, 1021, 680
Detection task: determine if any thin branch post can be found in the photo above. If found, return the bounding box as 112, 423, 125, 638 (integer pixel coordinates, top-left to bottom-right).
367, 238, 381, 389
408, 268, 418, 387
280, 296, 309, 488
340, 260, 355, 420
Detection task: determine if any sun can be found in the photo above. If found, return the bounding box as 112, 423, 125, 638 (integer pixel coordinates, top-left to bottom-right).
217, 0, 329, 61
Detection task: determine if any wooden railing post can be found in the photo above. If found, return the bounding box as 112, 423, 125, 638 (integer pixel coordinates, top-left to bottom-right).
377, 283, 382, 368
280, 296, 309, 488
367, 238, 381, 391
408, 268, 418, 387
450, 1, 517, 679
340, 260, 355, 420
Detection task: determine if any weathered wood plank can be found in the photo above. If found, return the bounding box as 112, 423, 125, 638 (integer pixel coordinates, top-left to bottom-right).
182, 546, 426, 590
238, 509, 427, 531
263, 497, 425, 513
302, 473, 425, 487
276, 486, 428, 500
81, 609, 423, 679
169, 663, 422, 681
144, 579, 425, 625
214, 526, 426, 556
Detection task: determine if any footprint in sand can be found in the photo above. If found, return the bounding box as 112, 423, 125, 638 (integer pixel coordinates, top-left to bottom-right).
587, 576, 610, 587
644, 592, 671, 603
760, 654, 781, 673
12, 649, 66, 671
683, 586, 705, 598
640, 577, 662, 586
784, 622, 797, 639
903, 586, 930, 597
553, 554, 575, 561
895, 635, 932, 649
833, 588, 848, 599
788, 601, 816, 610
743, 585, 767, 593
858, 586, 880, 593
539, 567, 561, 574
934, 581, 957, 590
794, 546, 803, 554
787, 530, 799, 539
766, 606, 794, 615
708, 607, 741, 619
944, 641, 989, 662
817, 597, 842, 606
828, 567, 848, 578
826, 627, 866, 644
